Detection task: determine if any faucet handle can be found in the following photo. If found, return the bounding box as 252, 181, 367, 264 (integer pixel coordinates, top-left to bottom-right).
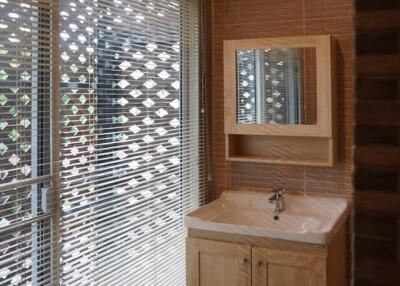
268, 188, 284, 203
272, 188, 285, 196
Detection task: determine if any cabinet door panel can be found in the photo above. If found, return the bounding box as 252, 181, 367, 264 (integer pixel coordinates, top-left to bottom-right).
268, 264, 311, 286
187, 238, 251, 286
252, 247, 326, 286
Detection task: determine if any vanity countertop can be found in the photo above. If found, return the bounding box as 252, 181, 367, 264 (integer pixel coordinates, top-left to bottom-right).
185, 191, 349, 245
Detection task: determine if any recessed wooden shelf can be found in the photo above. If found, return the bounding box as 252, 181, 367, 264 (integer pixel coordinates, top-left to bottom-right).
226, 134, 335, 167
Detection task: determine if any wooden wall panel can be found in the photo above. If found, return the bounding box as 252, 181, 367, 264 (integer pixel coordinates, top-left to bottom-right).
354, 0, 400, 285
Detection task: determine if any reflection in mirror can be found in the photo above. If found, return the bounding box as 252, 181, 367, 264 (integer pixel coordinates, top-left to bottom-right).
236, 47, 317, 125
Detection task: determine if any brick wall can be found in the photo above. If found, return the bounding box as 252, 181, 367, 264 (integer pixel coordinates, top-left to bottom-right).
211, 0, 354, 200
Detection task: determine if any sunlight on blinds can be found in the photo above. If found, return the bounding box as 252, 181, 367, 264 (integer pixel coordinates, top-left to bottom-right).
0, 1, 54, 285
0, 0, 203, 285
58, 0, 203, 285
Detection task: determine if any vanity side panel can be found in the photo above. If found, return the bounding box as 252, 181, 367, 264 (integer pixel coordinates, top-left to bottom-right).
327, 224, 347, 286
187, 238, 200, 286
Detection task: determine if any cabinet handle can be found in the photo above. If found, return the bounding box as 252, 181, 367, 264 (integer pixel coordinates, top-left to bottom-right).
240, 258, 248, 265
257, 261, 263, 267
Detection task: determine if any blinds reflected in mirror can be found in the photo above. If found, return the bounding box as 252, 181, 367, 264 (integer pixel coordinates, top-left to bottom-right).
236, 47, 317, 125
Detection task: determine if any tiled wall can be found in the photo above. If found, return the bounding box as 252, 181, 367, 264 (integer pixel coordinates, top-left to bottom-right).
211, 0, 354, 199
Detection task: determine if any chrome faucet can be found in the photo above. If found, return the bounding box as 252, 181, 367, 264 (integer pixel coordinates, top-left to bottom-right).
268, 188, 285, 220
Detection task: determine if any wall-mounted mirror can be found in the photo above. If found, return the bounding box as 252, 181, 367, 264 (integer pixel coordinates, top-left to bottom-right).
224, 35, 334, 138
236, 47, 317, 125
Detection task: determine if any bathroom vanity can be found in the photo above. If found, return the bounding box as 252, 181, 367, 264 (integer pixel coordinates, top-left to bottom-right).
187, 34, 347, 285
185, 192, 349, 286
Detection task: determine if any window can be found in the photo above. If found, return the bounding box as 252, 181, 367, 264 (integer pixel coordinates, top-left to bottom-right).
0, 0, 204, 285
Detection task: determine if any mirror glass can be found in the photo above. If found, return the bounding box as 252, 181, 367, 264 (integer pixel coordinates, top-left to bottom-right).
236, 47, 317, 125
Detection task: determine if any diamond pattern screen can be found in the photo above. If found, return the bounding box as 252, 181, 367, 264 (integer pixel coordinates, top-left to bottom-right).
58, 0, 202, 285
236, 50, 257, 123
236, 48, 306, 125
0, 1, 54, 285
0, 0, 202, 285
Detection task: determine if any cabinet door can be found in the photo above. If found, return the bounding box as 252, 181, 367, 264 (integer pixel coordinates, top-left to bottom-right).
252, 247, 326, 286
187, 238, 251, 286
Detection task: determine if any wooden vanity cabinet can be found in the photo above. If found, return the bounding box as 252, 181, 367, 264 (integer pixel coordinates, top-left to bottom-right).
187, 225, 346, 286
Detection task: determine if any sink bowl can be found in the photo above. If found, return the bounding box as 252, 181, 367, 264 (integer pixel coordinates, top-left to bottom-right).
185, 191, 349, 245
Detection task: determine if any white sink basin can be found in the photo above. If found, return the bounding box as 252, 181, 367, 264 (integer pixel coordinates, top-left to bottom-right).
185, 191, 349, 245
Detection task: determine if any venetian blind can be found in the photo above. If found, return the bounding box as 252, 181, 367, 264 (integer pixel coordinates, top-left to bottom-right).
58, 0, 204, 285
0, 0, 55, 285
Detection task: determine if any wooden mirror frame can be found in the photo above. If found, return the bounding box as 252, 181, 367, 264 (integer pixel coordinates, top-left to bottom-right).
224, 35, 335, 138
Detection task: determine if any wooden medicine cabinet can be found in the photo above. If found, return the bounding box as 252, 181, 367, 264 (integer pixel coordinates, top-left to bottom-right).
224, 35, 336, 166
